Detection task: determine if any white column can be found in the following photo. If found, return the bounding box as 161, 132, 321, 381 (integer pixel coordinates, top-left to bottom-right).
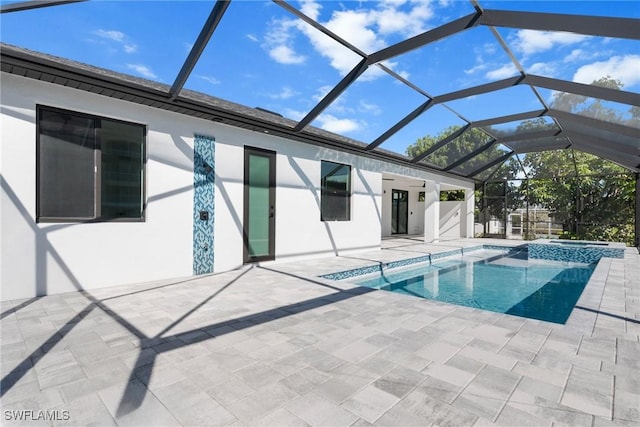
424, 181, 440, 243
463, 188, 474, 238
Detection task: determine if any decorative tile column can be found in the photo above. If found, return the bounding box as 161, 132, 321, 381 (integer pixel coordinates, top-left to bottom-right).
193, 134, 215, 275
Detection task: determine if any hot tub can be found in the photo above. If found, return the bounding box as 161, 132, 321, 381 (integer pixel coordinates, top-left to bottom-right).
529, 239, 625, 263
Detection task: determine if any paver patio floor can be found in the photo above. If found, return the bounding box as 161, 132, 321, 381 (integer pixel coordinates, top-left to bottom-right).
1, 239, 638, 426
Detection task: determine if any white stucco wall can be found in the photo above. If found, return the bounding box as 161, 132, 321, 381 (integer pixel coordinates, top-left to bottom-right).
439, 201, 463, 239
1, 73, 206, 300
381, 179, 426, 237
1, 72, 475, 300
212, 130, 384, 271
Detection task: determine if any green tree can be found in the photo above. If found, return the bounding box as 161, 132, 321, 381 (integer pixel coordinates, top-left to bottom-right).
405, 125, 522, 234
521, 76, 636, 245
552, 76, 636, 124
405, 76, 636, 244
406, 125, 519, 176
523, 151, 634, 244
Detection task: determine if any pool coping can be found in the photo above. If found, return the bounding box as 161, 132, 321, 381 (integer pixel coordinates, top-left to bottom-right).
319, 244, 527, 281
319, 242, 619, 328
564, 256, 611, 331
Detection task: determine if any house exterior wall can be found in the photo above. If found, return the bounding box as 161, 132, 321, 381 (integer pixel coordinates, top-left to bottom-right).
439, 201, 464, 239
1, 72, 474, 301
381, 180, 426, 237
1, 73, 201, 300
212, 131, 384, 271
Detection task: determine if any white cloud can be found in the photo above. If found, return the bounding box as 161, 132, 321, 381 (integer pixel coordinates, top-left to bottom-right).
464, 43, 496, 75
564, 49, 586, 63
573, 55, 640, 88
246, 34, 258, 42
379, 0, 408, 7
563, 48, 608, 64
94, 29, 125, 42
359, 100, 382, 115
373, 3, 433, 36
270, 86, 299, 99
464, 63, 487, 75
269, 45, 306, 65
198, 75, 220, 85
295, 9, 366, 76
282, 108, 306, 121
486, 63, 518, 80
93, 29, 137, 54
482, 43, 497, 56
298, 0, 322, 21
263, 18, 307, 65
528, 62, 556, 76
126, 64, 157, 79
394, 69, 411, 81
312, 85, 333, 102
316, 114, 362, 133
512, 30, 589, 55
262, 0, 435, 79
325, 9, 380, 50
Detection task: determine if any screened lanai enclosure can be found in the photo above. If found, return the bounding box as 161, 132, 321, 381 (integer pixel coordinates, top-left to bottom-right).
2, 0, 639, 246
475, 154, 637, 246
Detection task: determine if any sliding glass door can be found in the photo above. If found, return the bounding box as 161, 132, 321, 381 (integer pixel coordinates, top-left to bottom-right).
391, 189, 408, 234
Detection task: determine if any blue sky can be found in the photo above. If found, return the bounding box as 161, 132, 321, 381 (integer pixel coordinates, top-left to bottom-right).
1, 0, 639, 155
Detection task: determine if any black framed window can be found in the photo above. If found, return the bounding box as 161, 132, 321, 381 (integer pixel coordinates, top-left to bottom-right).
37, 106, 145, 222
321, 160, 351, 221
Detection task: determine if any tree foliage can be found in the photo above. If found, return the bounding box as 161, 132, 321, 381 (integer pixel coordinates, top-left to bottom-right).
404, 76, 636, 245
551, 76, 639, 127
521, 76, 635, 245
405, 125, 522, 223
406, 126, 516, 176
523, 151, 634, 245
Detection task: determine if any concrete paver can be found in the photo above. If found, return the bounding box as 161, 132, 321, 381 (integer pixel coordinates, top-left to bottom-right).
1, 238, 638, 426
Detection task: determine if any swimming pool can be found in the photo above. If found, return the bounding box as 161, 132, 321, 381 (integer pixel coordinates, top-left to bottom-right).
347, 249, 596, 324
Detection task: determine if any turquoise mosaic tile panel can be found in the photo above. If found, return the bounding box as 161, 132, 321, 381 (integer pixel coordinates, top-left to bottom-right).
386, 255, 431, 270
430, 249, 461, 261
462, 245, 484, 254
321, 264, 386, 281
321, 244, 519, 281
482, 244, 527, 252
529, 243, 623, 264
193, 134, 215, 275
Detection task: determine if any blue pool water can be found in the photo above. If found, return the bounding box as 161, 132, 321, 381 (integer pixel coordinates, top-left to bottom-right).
354, 250, 596, 324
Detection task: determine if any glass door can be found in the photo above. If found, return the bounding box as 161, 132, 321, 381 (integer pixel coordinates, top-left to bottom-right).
392, 189, 408, 234
243, 147, 276, 263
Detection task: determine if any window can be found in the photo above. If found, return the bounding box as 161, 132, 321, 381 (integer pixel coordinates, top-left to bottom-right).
321, 161, 351, 221
37, 106, 145, 222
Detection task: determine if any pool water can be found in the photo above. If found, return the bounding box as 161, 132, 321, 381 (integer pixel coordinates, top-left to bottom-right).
354, 250, 596, 324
